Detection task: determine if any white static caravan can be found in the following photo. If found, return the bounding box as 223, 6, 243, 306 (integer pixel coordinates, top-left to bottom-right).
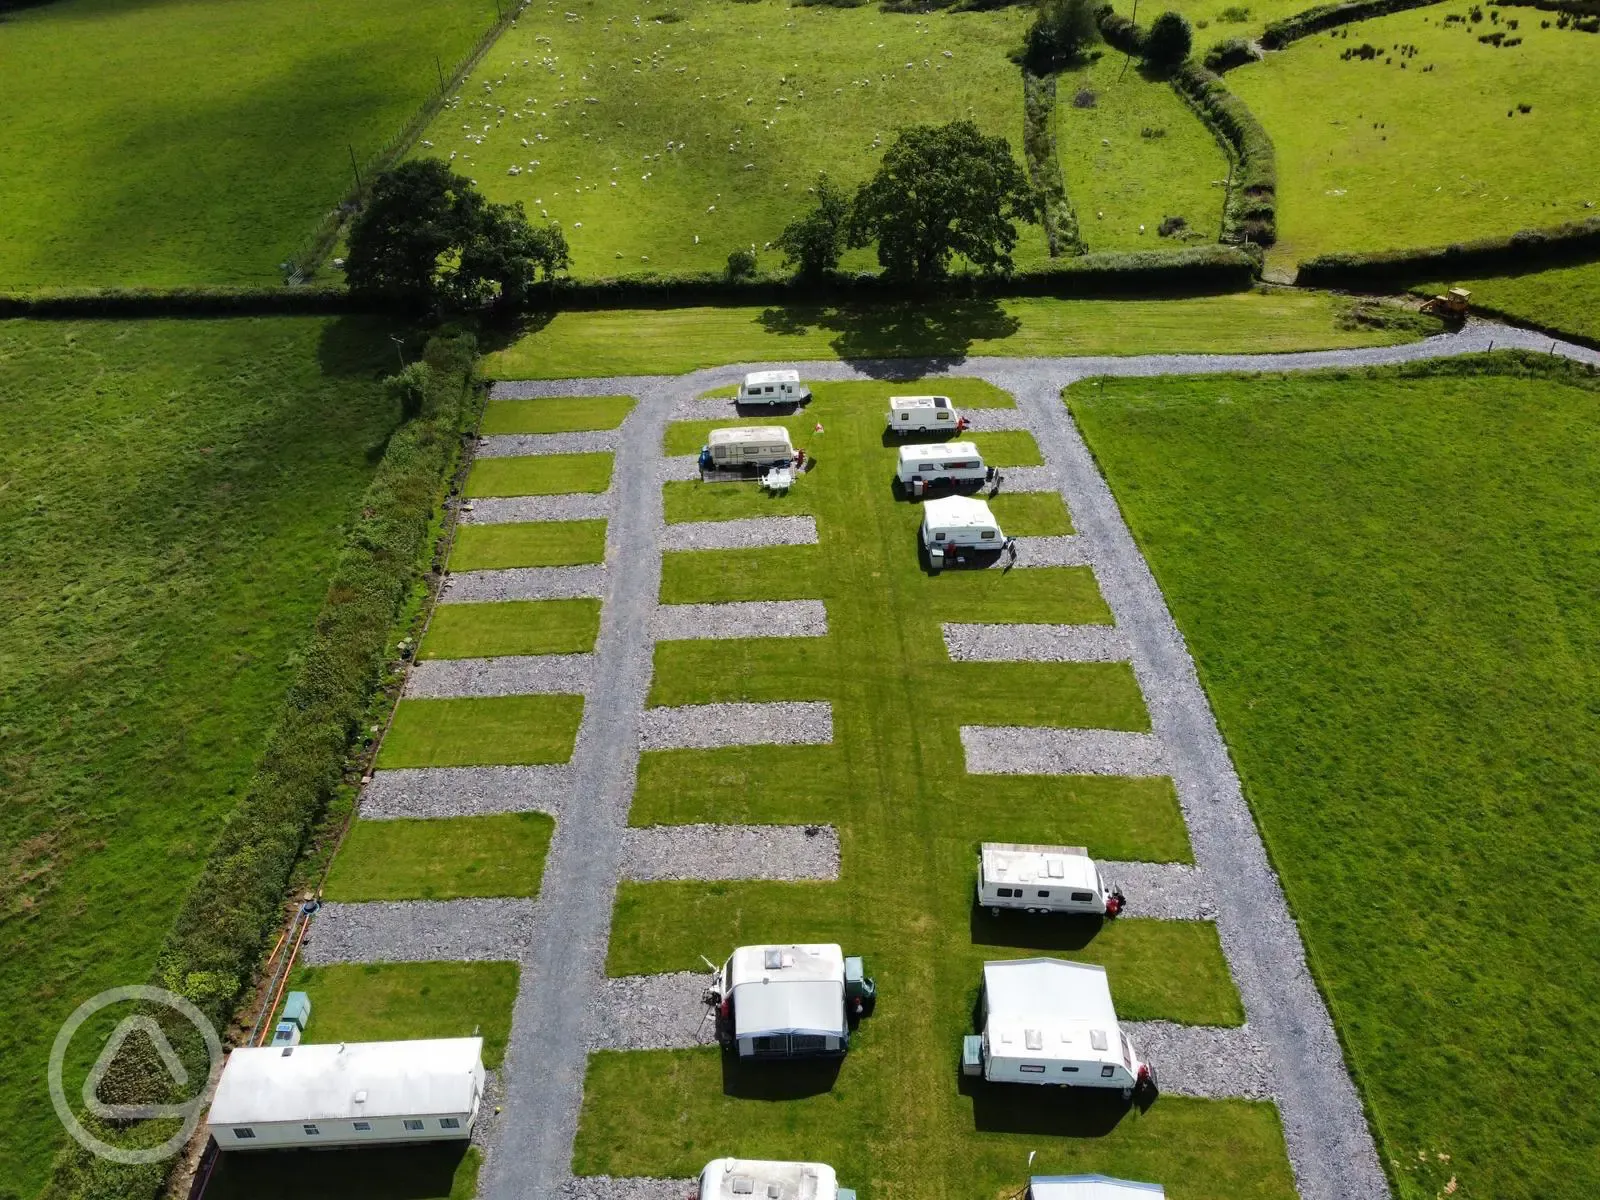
972, 959, 1154, 1099
886, 395, 962, 434
739, 370, 811, 406
701, 426, 796, 471
206, 1037, 484, 1150
1028, 1175, 1164, 1200
978, 843, 1124, 917
920, 495, 1003, 551
698, 1158, 848, 1200
709, 944, 851, 1058
896, 441, 988, 490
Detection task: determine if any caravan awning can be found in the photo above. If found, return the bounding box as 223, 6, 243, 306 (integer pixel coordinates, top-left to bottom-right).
729, 944, 846, 1039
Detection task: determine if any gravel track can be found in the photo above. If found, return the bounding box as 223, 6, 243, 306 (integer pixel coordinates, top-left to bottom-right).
462, 494, 612, 525
301, 899, 538, 965
562, 1177, 695, 1200
653, 600, 828, 641
589, 972, 718, 1051
405, 656, 594, 699
478, 431, 619, 457
621, 824, 841, 881
943, 622, 1130, 662
658, 454, 702, 483
1122, 1021, 1273, 1099
1101, 865, 1215, 921
442, 564, 606, 603
639, 702, 834, 750
961, 726, 1168, 776
660, 515, 819, 552
360, 766, 570, 819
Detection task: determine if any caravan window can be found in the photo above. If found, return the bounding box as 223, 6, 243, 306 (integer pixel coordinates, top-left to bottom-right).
1019, 1064, 1046, 1073
1037, 890, 1050, 898
440, 1117, 461, 1129
936, 410, 951, 419
1071, 890, 1094, 902
1061, 1065, 1080, 1072
1102, 1065, 1116, 1077
764, 386, 775, 394
900, 412, 910, 420
404, 1119, 425, 1132
303, 1124, 320, 1136
232, 1128, 256, 1140
981, 530, 996, 540
996, 887, 1015, 897
353, 1122, 372, 1131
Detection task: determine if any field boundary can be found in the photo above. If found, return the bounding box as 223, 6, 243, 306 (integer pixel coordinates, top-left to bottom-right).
1259, 0, 1448, 51
1169, 64, 1278, 247
1298, 215, 1600, 287
1022, 70, 1084, 257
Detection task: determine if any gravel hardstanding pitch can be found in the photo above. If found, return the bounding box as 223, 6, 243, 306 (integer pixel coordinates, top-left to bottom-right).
441, 564, 606, 603
404, 656, 594, 699
639, 701, 834, 750
1100, 863, 1216, 921
462, 494, 612, 525
301, 899, 538, 964
1011, 535, 1091, 567
943, 622, 1130, 663
660, 515, 819, 552
985, 464, 1058, 493
658, 454, 702, 483
620, 824, 840, 882
961, 725, 1168, 776
359, 765, 571, 819
561, 1177, 694, 1200
1121, 1020, 1273, 1099
477, 431, 619, 457
589, 972, 719, 1051
653, 600, 828, 641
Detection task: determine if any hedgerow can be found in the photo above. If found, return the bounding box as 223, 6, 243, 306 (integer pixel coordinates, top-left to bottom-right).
1260, 0, 1446, 49
1297, 216, 1600, 287
1169, 64, 1278, 246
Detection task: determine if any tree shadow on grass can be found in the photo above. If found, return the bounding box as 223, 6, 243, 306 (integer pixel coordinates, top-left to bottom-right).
202, 1141, 472, 1200
969, 903, 1106, 952
721, 1051, 843, 1100
757, 299, 1022, 378
960, 1073, 1134, 1137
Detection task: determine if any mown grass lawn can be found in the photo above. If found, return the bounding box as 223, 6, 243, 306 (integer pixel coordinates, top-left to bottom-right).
378, 694, 584, 767
970, 429, 1044, 466
466, 452, 614, 496
577, 379, 1287, 1197
420, 598, 602, 658
479, 395, 635, 434
988, 490, 1074, 535
323, 813, 555, 901
1070, 356, 1600, 1200
663, 478, 817, 523
1056, 54, 1230, 253
483, 291, 1431, 379
0, 316, 400, 1193
1228, 7, 1600, 268
418, 0, 1041, 277
449, 519, 607, 569
1415, 262, 1600, 347
0, 0, 497, 288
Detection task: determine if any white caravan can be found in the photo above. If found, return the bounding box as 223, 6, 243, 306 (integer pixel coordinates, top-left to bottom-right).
978, 843, 1124, 917
700, 426, 796, 472
698, 1159, 848, 1200
920, 495, 1003, 551
706, 943, 876, 1058
965, 959, 1155, 1099
896, 442, 988, 491
739, 370, 811, 406
207, 1038, 484, 1150
886, 395, 962, 434
1028, 1176, 1165, 1200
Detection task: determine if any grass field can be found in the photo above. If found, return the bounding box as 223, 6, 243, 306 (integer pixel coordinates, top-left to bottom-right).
449, 519, 608, 568
575, 379, 1292, 1197
479, 395, 635, 433
1101, 0, 1310, 31
0, 0, 498, 288
417, 0, 1040, 277
0, 316, 401, 1194
483, 291, 1432, 378
1057, 54, 1230, 252
1070, 357, 1600, 1200
378, 694, 585, 767
1417, 262, 1600, 347
466, 452, 614, 496
1228, 7, 1600, 268
420, 598, 602, 658
322, 813, 555, 901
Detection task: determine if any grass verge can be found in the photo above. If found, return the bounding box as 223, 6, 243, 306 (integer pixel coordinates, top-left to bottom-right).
322, 813, 555, 901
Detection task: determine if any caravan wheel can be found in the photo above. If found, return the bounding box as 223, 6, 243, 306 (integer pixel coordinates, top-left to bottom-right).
989, 906, 1000, 917
1121, 1086, 1134, 1102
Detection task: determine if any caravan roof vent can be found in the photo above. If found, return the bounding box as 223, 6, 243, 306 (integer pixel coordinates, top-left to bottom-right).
768, 1187, 781, 1199
731, 1179, 755, 1196
1047, 858, 1066, 878
280, 1047, 293, 1057
764, 949, 783, 970
1025, 1029, 1044, 1051
1090, 1029, 1109, 1051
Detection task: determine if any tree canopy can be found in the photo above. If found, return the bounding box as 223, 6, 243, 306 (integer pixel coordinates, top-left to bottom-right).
775, 173, 852, 279
345, 158, 568, 312
1143, 10, 1194, 68
1023, 0, 1102, 72
848, 121, 1039, 281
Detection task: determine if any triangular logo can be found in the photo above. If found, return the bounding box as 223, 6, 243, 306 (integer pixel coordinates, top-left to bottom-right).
82, 1015, 193, 1120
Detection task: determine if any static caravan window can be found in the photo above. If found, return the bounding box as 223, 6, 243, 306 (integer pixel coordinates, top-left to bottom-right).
232, 1128, 255, 1140
353, 1122, 372, 1131
440, 1117, 461, 1129
303, 1124, 320, 1136
1019, 1064, 1046, 1073
404, 1119, 425, 1132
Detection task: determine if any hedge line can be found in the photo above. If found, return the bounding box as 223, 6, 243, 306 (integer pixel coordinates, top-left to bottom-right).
1297, 216, 1600, 288
1022, 70, 1085, 257
41, 331, 478, 1200
1170, 63, 1278, 246
1487, 0, 1600, 15
1097, 5, 1148, 53
1261, 0, 1445, 48
1204, 35, 1263, 70
0, 285, 359, 318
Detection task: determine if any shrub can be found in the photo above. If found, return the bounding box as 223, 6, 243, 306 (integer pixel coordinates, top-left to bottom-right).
385, 361, 432, 421
1023, 0, 1103, 70
1220, 4, 1252, 20
1158, 215, 1189, 237
1204, 35, 1261, 70
1143, 10, 1194, 64
725, 248, 758, 280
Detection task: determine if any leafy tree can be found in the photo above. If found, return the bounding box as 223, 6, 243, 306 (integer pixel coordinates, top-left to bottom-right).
848, 121, 1040, 281
346, 158, 568, 312
1143, 10, 1194, 67
775, 173, 851, 279
1023, 0, 1102, 71
725, 247, 758, 280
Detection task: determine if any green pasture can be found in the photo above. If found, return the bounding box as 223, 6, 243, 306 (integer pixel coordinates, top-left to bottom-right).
574, 379, 1286, 1197
420, 598, 602, 658
1417, 262, 1600, 347
418, 0, 1040, 277
0, 316, 401, 1193
1057, 54, 1230, 252
480, 395, 635, 433
1228, 7, 1600, 268
0, 0, 497, 288
483, 291, 1433, 378
378, 694, 584, 767
449, 519, 608, 568
466, 452, 614, 496
1070, 357, 1600, 1200
1101, 0, 1308, 32
322, 813, 555, 901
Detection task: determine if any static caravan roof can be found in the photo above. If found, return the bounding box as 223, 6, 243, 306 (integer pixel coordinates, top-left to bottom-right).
745, 370, 801, 386
982, 843, 1098, 892
207, 1038, 483, 1127
729, 944, 845, 1040
709, 426, 792, 447
700, 1158, 839, 1200
1030, 1176, 1165, 1200
922, 495, 998, 529
983, 959, 1124, 1067
888, 395, 951, 410
899, 441, 980, 465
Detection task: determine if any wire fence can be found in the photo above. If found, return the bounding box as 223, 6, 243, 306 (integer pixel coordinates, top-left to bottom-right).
282, 0, 531, 284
